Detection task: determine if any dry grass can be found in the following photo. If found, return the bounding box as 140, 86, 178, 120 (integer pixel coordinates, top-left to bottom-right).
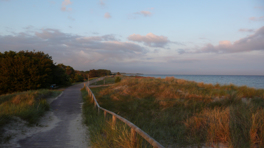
81, 88, 152, 148
88, 76, 264, 147
184, 108, 230, 146
0, 89, 61, 143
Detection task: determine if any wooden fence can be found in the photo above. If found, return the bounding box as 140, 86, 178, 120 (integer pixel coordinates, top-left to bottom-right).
84, 77, 164, 148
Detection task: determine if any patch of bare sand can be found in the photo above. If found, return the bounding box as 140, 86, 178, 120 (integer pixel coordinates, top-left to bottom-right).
0, 92, 63, 147
0, 111, 61, 147
67, 114, 90, 148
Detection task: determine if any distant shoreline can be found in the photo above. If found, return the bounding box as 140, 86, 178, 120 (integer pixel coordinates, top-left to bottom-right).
133, 74, 264, 89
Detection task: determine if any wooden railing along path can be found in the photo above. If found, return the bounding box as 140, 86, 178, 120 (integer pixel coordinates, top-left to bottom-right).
84, 77, 164, 148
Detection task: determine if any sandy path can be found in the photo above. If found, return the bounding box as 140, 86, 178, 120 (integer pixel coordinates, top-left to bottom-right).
14, 83, 90, 148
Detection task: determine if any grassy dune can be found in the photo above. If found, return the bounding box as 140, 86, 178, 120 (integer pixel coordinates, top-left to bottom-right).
0, 89, 61, 143
81, 87, 152, 148
88, 76, 264, 147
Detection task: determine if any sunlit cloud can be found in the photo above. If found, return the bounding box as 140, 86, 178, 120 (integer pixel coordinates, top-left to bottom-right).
104, 12, 111, 19
128, 10, 153, 19
254, 6, 264, 10
249, 16, 264, 21
128, 33, 169, 47
135, 11, 152, 17
99, 0, 106, 6
61, 0, 72, 12
0, 28, 146, 69
186, 26, 264, 54
68, 16, 75, 21
239, 28, 255, 32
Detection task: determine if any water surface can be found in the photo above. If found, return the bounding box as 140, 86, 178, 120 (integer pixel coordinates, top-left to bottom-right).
140, 74, 264, 89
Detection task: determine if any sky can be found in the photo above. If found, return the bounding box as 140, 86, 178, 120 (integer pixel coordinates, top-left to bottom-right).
0, 0, 264, 75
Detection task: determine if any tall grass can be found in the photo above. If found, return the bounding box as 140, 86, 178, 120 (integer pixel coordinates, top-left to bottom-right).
0, 89, 61, 143
93, 77, 116, 85
90, 76, 264, 147
81, 87, 152, 148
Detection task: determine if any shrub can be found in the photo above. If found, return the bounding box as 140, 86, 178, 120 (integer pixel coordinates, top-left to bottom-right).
115, 77, 121, 83
0, 50, 71, 95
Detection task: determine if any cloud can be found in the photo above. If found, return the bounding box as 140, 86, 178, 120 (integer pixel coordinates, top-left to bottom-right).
135, 11, 152, 17
128, 33, 170, 47
239, 28, 255, 32
254, 6, 264, 10
68, 16, 75, 21
0, 28, 146, 69
128, 10, 153, 19
104, 12, 111, 18
249, 16, 264, 21
61, 0, 72, 12
190, 26, 264, 54
99, 0, 105, 6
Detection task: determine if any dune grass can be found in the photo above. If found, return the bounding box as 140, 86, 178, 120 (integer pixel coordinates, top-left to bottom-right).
81, 87, 152, 148
93, 77, 116, 85
89, 76, 264, 147
0, 89, 61, 143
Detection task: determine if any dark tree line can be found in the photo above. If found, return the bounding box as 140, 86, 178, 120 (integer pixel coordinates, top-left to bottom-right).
88, 69, 112, 78
0, 50, 112, 95
0, 50, 70, 95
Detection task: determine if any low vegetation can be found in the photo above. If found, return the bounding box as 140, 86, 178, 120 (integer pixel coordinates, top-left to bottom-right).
0, 89, 61, 143
81, 87, 152, 148
88, 76, 264, 147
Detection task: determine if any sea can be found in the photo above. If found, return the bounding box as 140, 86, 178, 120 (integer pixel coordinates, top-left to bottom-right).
138, 74, 264, 89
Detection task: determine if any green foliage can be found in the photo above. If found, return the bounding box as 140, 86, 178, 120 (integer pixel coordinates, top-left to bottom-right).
117, 72, 120, 75
94, 77, 116, 85
0, 51, 71, 95
57, 64, 76, 83
81, 88, 152, 148
74, 74, 84, 82
88, 69, 112, 78
115, 77, 121, 83
53, 65, 71, 86
89, 69, 98, 78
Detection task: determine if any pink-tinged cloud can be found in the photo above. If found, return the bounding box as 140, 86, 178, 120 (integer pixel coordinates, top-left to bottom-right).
136, 11, 152, 17
254, 6, 264, 10
61, 0, 72, 12
128, 33, 169, 47
99, 0, 105, 6
104, 12, 111, 18
193, 26, 264, 53
0, 28, 146, 66
239, 28, 255, 32
249, 16, 264, 21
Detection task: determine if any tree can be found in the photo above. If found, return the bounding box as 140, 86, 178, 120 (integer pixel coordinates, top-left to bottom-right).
57, 64, 76, 83
0, 50, 70, 95
89, 69, 98, 78
74, 74, 84, 82
53, 66, 71, 86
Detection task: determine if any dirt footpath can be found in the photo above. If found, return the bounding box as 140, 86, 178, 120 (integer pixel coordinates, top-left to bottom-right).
18, 83, 89, 148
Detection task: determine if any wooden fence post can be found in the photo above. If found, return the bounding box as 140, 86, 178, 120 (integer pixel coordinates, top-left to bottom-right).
104, 111, 106, 119
112, 115, 116, 129
131, 128, 137, 148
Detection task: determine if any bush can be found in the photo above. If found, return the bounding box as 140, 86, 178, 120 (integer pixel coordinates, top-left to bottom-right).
115, 77, 121, 83
0, 50, 71, 95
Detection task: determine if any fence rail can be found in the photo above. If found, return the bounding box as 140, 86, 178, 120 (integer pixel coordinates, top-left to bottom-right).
84, 77, 164, 148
